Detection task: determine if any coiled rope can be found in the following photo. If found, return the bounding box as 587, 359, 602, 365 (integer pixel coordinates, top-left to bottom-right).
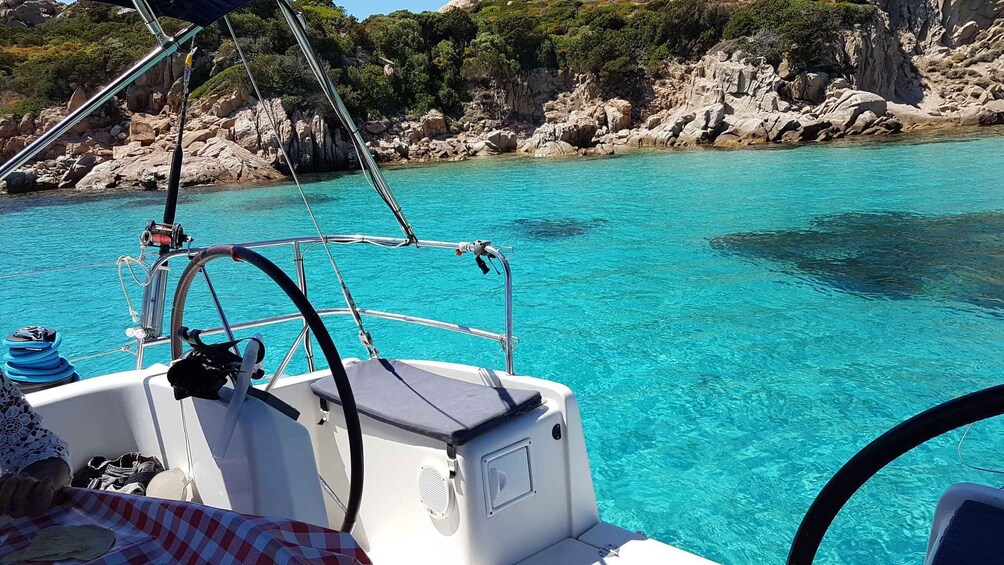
3, 327, 78, 390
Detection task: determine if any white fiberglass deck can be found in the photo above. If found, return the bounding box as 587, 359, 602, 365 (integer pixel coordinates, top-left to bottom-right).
25, 360, 716, 564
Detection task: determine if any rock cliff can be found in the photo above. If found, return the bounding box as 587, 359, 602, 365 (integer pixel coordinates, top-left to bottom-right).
0, 0, 61, 27
2, 0, 1004, 194
516, 0, 1002, 156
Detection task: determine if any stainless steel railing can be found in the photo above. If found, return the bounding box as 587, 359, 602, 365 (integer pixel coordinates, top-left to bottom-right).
133, 234, 515, 375
0, 24, 202, 182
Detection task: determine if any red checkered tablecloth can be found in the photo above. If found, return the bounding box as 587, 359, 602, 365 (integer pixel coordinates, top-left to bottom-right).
0, 488, 371, 564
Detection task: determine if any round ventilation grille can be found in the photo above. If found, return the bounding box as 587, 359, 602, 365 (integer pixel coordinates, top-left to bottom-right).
418, 465, 453, 519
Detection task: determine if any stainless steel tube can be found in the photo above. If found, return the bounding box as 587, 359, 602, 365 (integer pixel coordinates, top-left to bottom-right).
139, 234, 516, 372
0, 24, 201, 182
139, 265, 171, 340
131, 0, 169, 45
294, 242, 316, 373
275, 0, 416, 243
486, 245, 515, 374
265, 325, 310, 393
143, 307, 506, 347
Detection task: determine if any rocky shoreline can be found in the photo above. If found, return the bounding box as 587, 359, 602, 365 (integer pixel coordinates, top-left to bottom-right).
2, 0, 1004, 195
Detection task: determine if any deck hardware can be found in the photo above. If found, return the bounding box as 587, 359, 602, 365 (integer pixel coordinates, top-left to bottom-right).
266, 325, 311, 393
476, 255, 491, 275
317, 398, 330, 425
446, 444, 457, 479
131, 0, 169, 45
552, 424, 562, 440
468, 240, 497, 275
471, 240, 492, 255
292, 242, 316, 373
140, 222, 192, 250
418, 466, 454, 519
486, 255, 501, 274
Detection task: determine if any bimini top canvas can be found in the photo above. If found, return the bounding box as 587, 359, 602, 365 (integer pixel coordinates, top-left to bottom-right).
96, 0, 254, 27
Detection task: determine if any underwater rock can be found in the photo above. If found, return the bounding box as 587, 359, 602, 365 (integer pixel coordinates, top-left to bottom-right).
513, 217, 608, 240
710, 211, 1004, 312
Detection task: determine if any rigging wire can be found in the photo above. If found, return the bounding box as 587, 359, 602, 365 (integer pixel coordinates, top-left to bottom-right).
274, 0, 415, 244
224, 15, 379, 358
957, 422, 1004, 476
0, 262, 119, 280
69, 343, 135, 364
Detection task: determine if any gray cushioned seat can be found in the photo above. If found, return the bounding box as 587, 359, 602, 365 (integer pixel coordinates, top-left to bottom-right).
930, 501, 1004, 565
310, 359, 542, 445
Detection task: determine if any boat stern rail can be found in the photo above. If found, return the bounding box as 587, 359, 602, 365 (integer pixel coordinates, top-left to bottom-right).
134, 234, 515, 374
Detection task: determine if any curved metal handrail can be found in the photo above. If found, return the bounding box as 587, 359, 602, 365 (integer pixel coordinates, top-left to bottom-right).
134, 234, 516, 374
143, 308, 507, 347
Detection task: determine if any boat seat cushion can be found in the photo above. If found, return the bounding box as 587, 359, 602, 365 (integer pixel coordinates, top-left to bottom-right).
930, 500, 1004, 565
310, 359, 542, 445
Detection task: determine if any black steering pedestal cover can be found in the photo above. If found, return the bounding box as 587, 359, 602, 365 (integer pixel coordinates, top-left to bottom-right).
167, 328, 263, 401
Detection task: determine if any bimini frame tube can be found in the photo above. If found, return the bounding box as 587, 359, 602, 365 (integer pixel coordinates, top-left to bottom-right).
275, 0, 417, 244
0, 24, 202, 183
131, 0, 170, 46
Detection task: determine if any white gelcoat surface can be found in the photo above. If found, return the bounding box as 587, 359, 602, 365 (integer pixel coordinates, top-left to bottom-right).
27, 360, 719, 564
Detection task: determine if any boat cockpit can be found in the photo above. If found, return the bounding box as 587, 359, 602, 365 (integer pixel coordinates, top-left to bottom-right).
24, 238, 714, 564
4, 1, 1004, 564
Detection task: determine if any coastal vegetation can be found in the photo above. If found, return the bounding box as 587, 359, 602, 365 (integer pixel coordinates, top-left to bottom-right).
0, 0, 1000, 195
0, 0, 875, 119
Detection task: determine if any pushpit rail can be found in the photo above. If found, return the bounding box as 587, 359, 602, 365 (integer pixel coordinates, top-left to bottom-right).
133, 234, 515, 375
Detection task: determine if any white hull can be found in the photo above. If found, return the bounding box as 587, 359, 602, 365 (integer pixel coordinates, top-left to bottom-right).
28, 361, 715, 564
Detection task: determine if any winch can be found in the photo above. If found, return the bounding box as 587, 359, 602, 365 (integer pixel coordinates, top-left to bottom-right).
2, 326, 79, 393
140, 221, 192, 250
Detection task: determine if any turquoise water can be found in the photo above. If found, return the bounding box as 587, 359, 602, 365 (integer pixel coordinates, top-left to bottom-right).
2, 134, 1003, 563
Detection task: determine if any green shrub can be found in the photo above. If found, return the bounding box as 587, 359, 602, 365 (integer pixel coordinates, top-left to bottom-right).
190, 65, 248, 99
724, 0, 873, 69
3, 96, 52, 118
963, 49, 1004, 66
0, 0, 881, 125
944, 68, 980, 79
461, 32, 519, 82
972, 75, 992, 88
349, 64, 396, 117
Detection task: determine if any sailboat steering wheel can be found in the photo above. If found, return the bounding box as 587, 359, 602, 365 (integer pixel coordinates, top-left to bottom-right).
787, 383, 1004, 563
168, 245, 365, 533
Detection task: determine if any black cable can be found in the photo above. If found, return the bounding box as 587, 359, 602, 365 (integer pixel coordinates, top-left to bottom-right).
274, 0, 417, 244
788, 383, 1004, 564
169, 245, 364, 533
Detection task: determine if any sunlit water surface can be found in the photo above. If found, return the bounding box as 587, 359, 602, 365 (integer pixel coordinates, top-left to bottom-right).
2, 134, 1003, 564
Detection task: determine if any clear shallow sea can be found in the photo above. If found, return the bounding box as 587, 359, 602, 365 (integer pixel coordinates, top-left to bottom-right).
2, 134, 1003, 564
